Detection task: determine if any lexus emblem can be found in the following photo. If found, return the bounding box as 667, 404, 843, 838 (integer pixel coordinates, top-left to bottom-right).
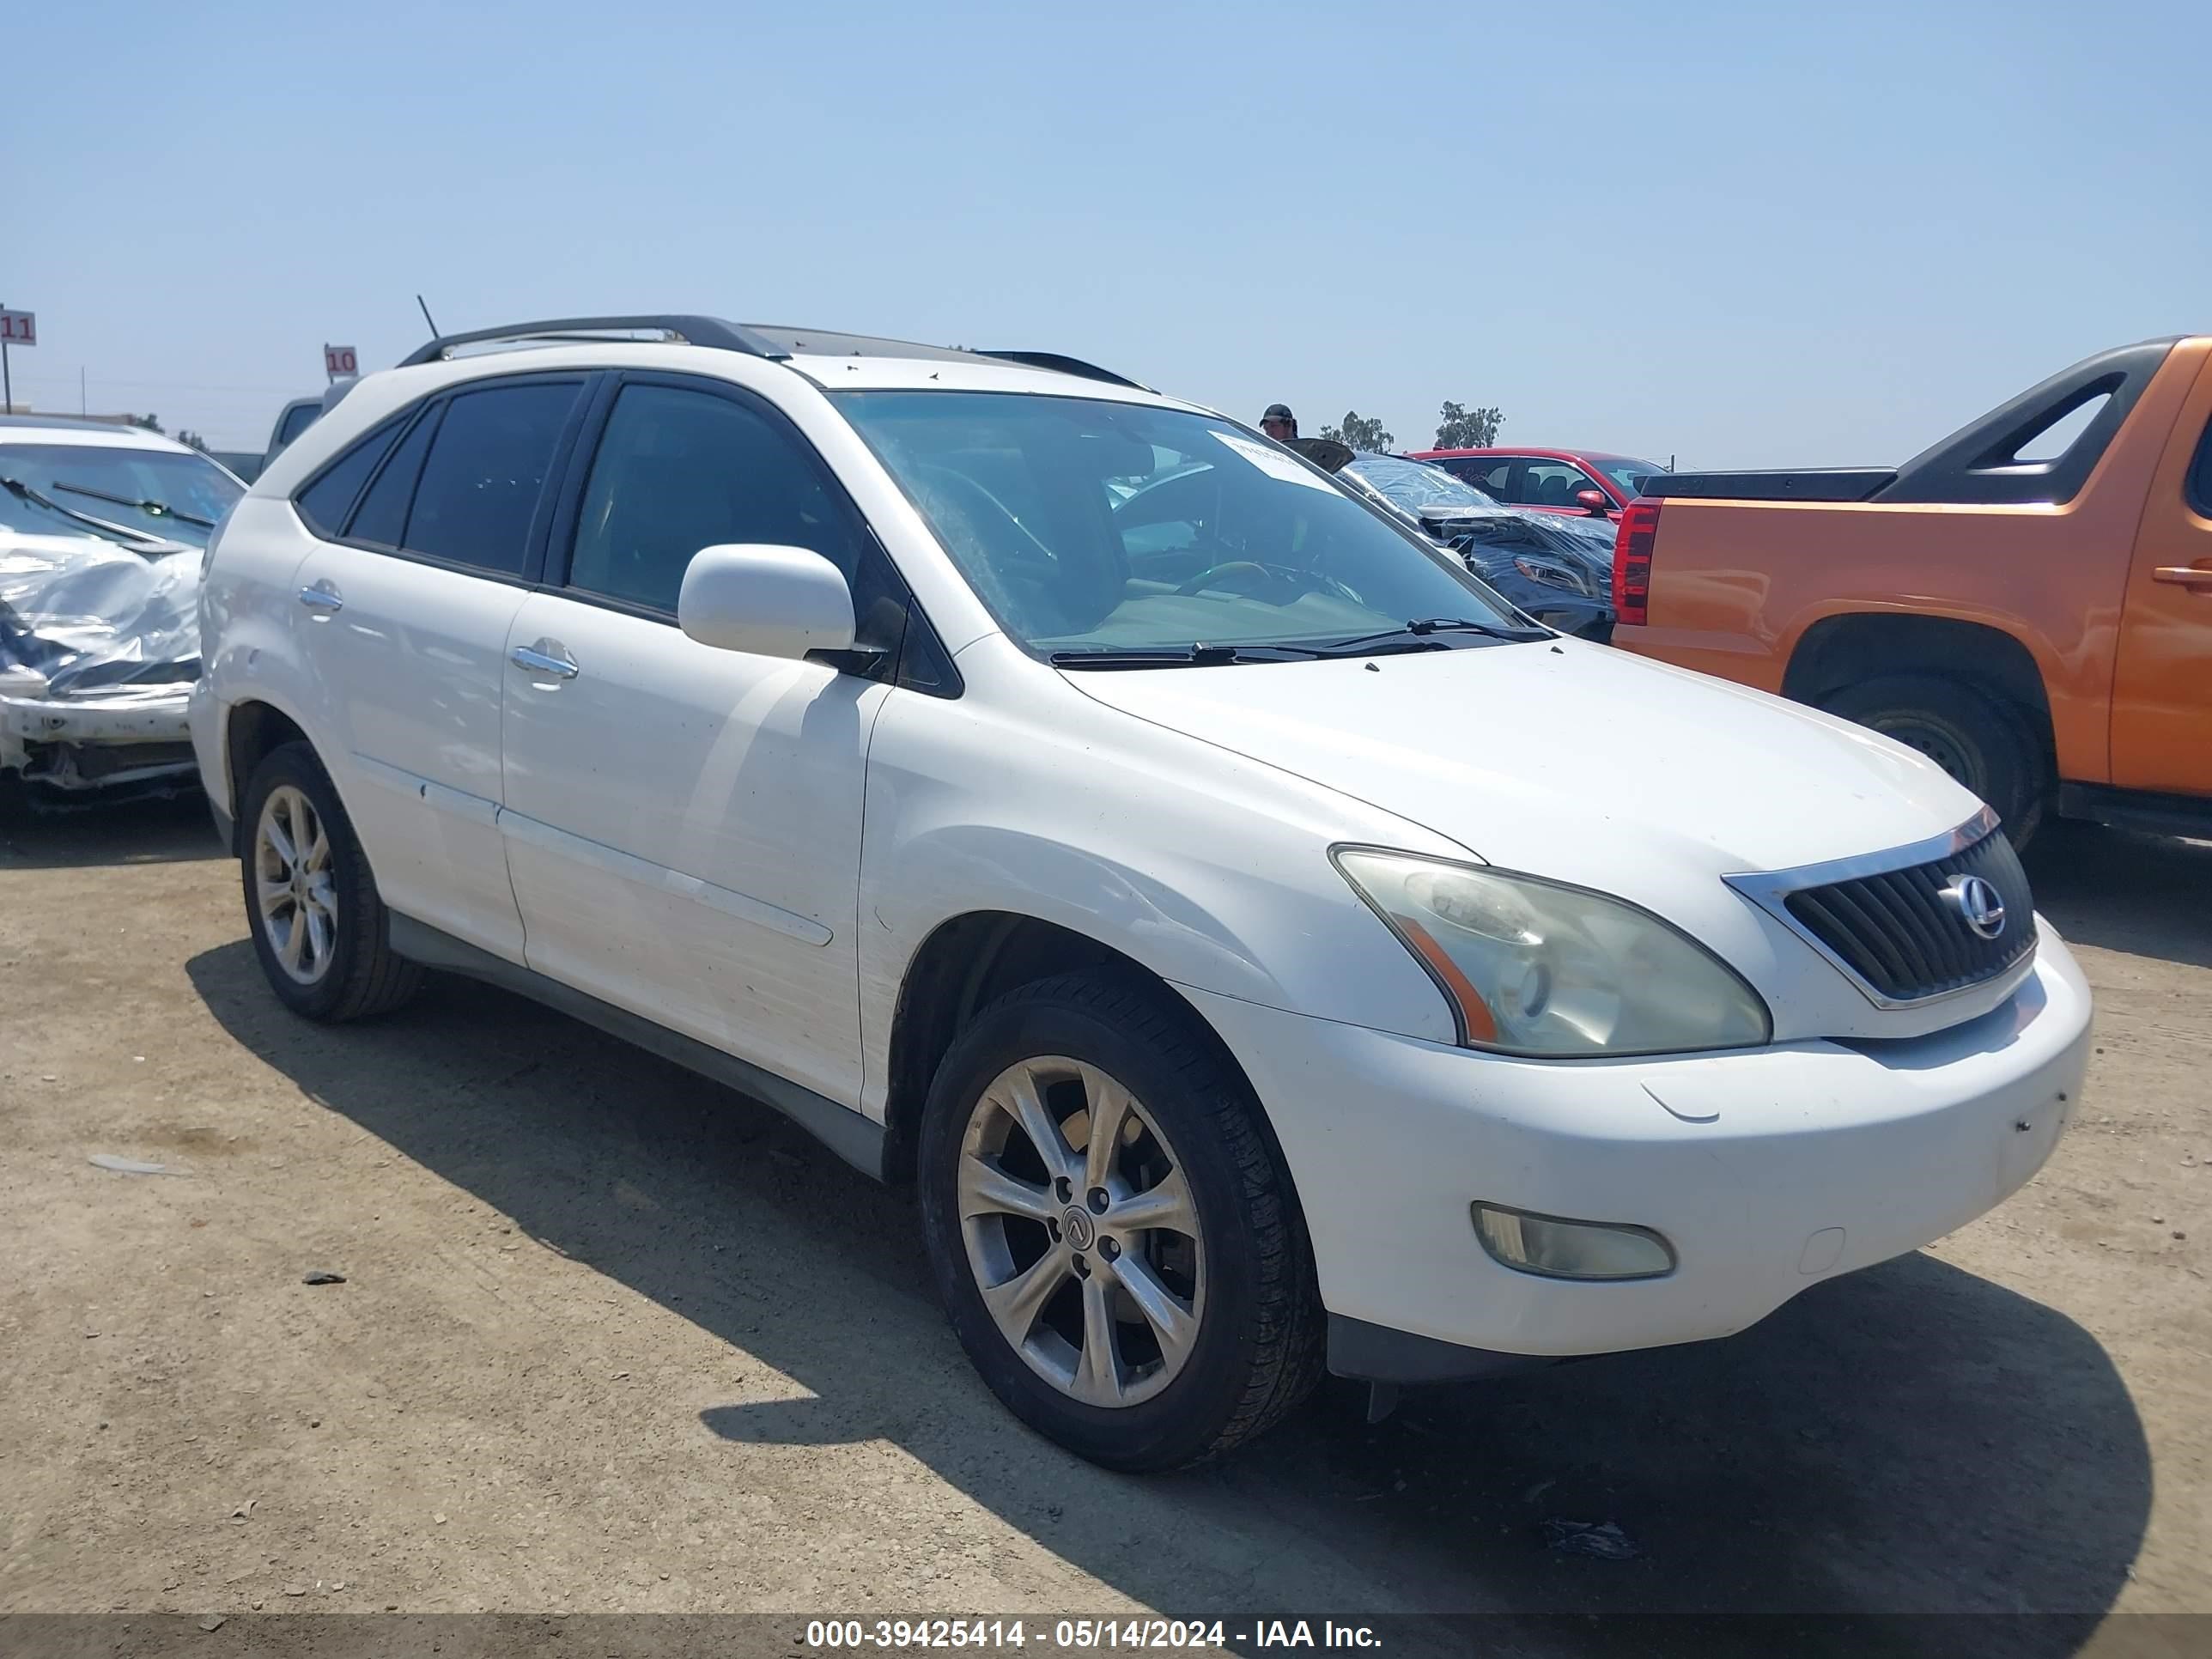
1942, 874, 2007, 940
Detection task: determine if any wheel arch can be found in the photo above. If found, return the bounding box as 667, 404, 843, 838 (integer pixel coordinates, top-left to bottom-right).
221, 697, 315, 840
1781, 611, 2057, 769
878, 911, 1307, 1222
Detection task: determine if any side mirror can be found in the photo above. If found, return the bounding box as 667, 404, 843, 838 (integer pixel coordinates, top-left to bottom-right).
678, 544, 856, 661
1574, 488, 1612, 517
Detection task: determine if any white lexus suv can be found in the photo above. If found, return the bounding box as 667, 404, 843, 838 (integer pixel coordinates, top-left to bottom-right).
192, 316, 2092, 1470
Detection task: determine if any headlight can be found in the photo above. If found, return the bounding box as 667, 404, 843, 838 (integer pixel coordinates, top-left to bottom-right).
1334, 849, 1771, 1056
1509, 556, 1592, 596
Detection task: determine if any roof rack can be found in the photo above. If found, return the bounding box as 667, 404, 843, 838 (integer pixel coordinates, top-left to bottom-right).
396, 316, 1148, 391
398, 315, 787, 368
751, 330, 1148, 389
975, 350, 1150, 391
743, 325, 976, 364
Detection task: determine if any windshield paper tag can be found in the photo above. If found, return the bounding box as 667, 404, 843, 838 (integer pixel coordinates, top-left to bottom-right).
1212, 432, 1336, 492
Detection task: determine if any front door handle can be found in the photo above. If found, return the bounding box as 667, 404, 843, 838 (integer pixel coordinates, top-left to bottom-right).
509, 642, 580, 681
2152, 564, 2212, 591
297, 581, 343, 616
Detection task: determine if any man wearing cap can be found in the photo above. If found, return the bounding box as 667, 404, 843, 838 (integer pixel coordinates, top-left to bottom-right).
1260, 404, 1297, 443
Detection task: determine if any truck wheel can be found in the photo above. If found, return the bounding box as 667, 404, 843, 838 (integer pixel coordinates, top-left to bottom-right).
916, 971, 1322, 1471
239, 741, 422, 1022
1820, 676, 2046, 848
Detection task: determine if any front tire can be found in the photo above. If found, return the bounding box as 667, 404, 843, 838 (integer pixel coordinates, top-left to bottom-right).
917, 972, 1321, 1471
239, 742, 421, 1022
1819, 674, 2048, 848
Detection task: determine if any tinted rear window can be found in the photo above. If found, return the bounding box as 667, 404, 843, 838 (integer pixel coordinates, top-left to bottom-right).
401, 382, 580, 575
346, 408, 441, 548
295, 419, 404, 539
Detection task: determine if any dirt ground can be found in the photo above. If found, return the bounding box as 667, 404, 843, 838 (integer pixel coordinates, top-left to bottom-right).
3, 797, 2208, 1651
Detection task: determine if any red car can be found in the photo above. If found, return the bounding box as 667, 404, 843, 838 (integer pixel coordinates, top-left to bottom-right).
1406, 447, 1668, 518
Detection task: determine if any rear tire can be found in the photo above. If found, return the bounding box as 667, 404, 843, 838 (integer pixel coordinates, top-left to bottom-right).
917, 971, 1322, 1471
239, 742, 421, 1022
1820, 675, 2047, 848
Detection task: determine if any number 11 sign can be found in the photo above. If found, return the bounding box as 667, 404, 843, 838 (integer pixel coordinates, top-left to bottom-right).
0, 307, 31, 414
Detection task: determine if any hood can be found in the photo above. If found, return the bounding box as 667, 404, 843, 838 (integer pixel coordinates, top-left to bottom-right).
1413, 502, 1520, 530
1064, 639, 1982, 885
1443, 508, 1613, 571
1510, 503, 1616, 542
0, 527, 203, 693
1286, 436, 1353, 472
1419, 512, 1613, 611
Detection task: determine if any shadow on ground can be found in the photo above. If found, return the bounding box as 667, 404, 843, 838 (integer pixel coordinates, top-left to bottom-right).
185, 929, 2152, 1656
2024, 823, 2212, 971
0, 788, 219, 870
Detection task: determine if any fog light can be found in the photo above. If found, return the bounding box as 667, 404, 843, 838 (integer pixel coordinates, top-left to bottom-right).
1472, 1203, 1675, 1280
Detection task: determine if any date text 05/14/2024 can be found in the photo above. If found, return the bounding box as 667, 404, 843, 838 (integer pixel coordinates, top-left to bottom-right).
802, 1620, 1383, 1650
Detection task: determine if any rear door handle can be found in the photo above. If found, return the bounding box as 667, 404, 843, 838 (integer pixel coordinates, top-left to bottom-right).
509, 642, 580, 681
297, 581, 343, 616
2151, 565, 2212, 591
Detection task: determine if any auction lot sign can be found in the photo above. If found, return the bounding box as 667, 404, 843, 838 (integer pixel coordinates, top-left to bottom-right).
0, 306, 31, 412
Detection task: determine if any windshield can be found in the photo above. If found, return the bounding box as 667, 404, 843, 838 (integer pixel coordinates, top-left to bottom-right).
834, 392, 1525, 656
1340, 453, 1503, 516
0, 441, 244, 549
1594, 456, 1666, 497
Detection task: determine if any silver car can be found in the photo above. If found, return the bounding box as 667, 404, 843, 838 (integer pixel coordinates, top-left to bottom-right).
0, 416, 244, 799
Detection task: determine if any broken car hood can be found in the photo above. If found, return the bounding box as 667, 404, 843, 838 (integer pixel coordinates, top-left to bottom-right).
0, 528, 202, 696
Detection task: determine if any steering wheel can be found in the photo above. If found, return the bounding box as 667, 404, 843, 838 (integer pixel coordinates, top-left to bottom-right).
913, 465, 1057, 567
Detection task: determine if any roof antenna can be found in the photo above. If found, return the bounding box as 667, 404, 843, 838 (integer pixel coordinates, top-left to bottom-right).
416, 294, 441, 337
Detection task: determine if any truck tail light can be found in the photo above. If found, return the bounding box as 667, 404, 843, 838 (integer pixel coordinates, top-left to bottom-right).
1612, 498, 1661, 627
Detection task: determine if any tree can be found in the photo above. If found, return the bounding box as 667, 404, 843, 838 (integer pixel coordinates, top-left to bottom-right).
178, 429, 210, 453
1434, 400, 1503, 449
130, 413, 165, 434
1319, 410, 1394, 452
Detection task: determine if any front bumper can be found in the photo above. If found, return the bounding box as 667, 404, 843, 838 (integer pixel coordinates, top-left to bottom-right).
1181, 928, 2091, 1376
0, 684, 197, 790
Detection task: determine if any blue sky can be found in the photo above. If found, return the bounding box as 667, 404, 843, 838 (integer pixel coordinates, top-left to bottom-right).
7, 0, 2206, 461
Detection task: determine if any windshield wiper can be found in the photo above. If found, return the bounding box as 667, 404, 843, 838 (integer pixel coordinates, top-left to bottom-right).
0, 477, 179, 548
1049, 642, 1325, 669
1313, 617, 1547, 657
52, 479, 217, 528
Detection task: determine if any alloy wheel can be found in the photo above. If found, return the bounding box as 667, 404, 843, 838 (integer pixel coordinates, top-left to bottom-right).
956, 1056, 1205, 1407
253, 783, 337, 985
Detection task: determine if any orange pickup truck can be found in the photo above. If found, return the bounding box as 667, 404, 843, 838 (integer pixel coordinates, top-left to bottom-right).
1610, 334, 2212, 845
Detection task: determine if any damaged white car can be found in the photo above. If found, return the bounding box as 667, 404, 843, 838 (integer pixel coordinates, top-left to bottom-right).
0, 416, 243, 799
